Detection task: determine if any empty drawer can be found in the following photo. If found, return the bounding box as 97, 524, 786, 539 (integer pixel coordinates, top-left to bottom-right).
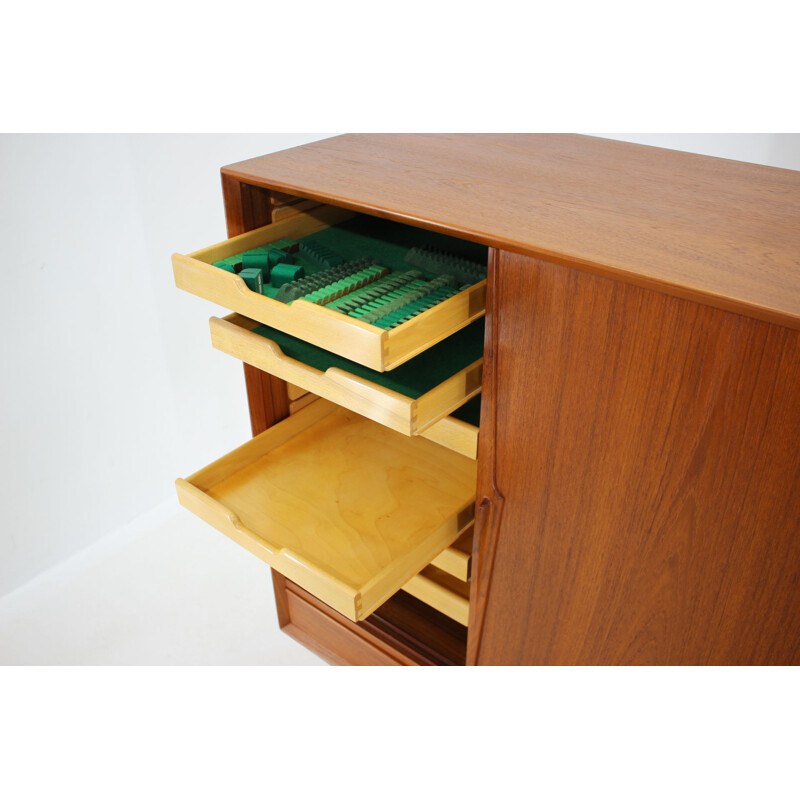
176, 400, 477, 622
172, 206, 487, 371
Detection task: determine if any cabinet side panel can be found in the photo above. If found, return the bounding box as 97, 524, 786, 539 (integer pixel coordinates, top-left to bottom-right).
474, 251, 800, 665
222, 173, 273, 237
221, 173, 291, 436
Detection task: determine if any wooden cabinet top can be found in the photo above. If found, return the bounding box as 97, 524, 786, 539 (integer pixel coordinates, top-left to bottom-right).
223, 133, 800, 329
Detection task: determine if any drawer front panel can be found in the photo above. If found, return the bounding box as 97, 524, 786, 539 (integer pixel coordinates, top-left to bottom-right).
430, 526, 473, 581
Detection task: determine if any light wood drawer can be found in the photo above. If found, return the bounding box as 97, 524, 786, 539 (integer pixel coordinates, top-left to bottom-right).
286, 383, 309, 401
417, 405, 480, 460
430, 526, 473, 582
402, 565, 470, 627
210, 313, 483, 437
176, 399, 476, 622
172, 205, 487, 371
285, 394, 480, 461
288, 392, 318, 415
282, 587, 410, 666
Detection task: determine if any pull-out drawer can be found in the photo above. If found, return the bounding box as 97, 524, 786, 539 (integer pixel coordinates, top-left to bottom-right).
210, 314, 483, 437
176, 400, 476, 622
173, 206, 487, 371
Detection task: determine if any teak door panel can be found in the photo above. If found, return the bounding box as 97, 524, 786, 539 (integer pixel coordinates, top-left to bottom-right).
470, 251, 800, 665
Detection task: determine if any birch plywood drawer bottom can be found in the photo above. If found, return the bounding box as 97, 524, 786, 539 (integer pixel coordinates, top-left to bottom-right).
176, 399, 477, 622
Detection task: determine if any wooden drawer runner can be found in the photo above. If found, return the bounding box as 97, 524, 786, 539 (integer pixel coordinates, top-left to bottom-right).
210, 313, 483, 436
176, 399, 476, 622
431, 526, 473, 581
287, 383, 309, 401
172, 205, 487, 371
402, 565, 470, 627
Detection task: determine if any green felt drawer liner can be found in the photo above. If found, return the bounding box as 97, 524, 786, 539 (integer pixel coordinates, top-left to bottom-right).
449, 393, 481, 428
251, 319, 485, 401
216, 214, 489, 301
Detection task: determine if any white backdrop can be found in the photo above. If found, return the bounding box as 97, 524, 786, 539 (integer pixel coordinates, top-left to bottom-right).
0, 134, 336, 596
1, 133, 798, 598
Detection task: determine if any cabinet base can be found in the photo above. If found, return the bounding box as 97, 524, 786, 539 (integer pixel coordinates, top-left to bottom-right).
272, 570, 467, 666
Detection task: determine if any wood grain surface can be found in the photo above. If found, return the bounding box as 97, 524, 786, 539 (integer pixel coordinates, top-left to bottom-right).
221, 173, 272, 238
222, 134, 800, 329
403, 565, 470, 626
273, 572, 467, 666
179, 401, 477, 621
471, 250, 800, 665
281, 584, 412, 665
244, 365, 289, 436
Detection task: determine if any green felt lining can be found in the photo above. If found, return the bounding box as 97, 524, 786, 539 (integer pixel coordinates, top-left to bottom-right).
251, 319, 485, 401
215, 214, 488, 302
221, 213, 486, 426
449, 393, 481, 427
298, 215, 487, 273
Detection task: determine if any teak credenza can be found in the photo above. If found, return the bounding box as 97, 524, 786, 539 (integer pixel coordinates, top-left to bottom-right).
173, 133, 800, 665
